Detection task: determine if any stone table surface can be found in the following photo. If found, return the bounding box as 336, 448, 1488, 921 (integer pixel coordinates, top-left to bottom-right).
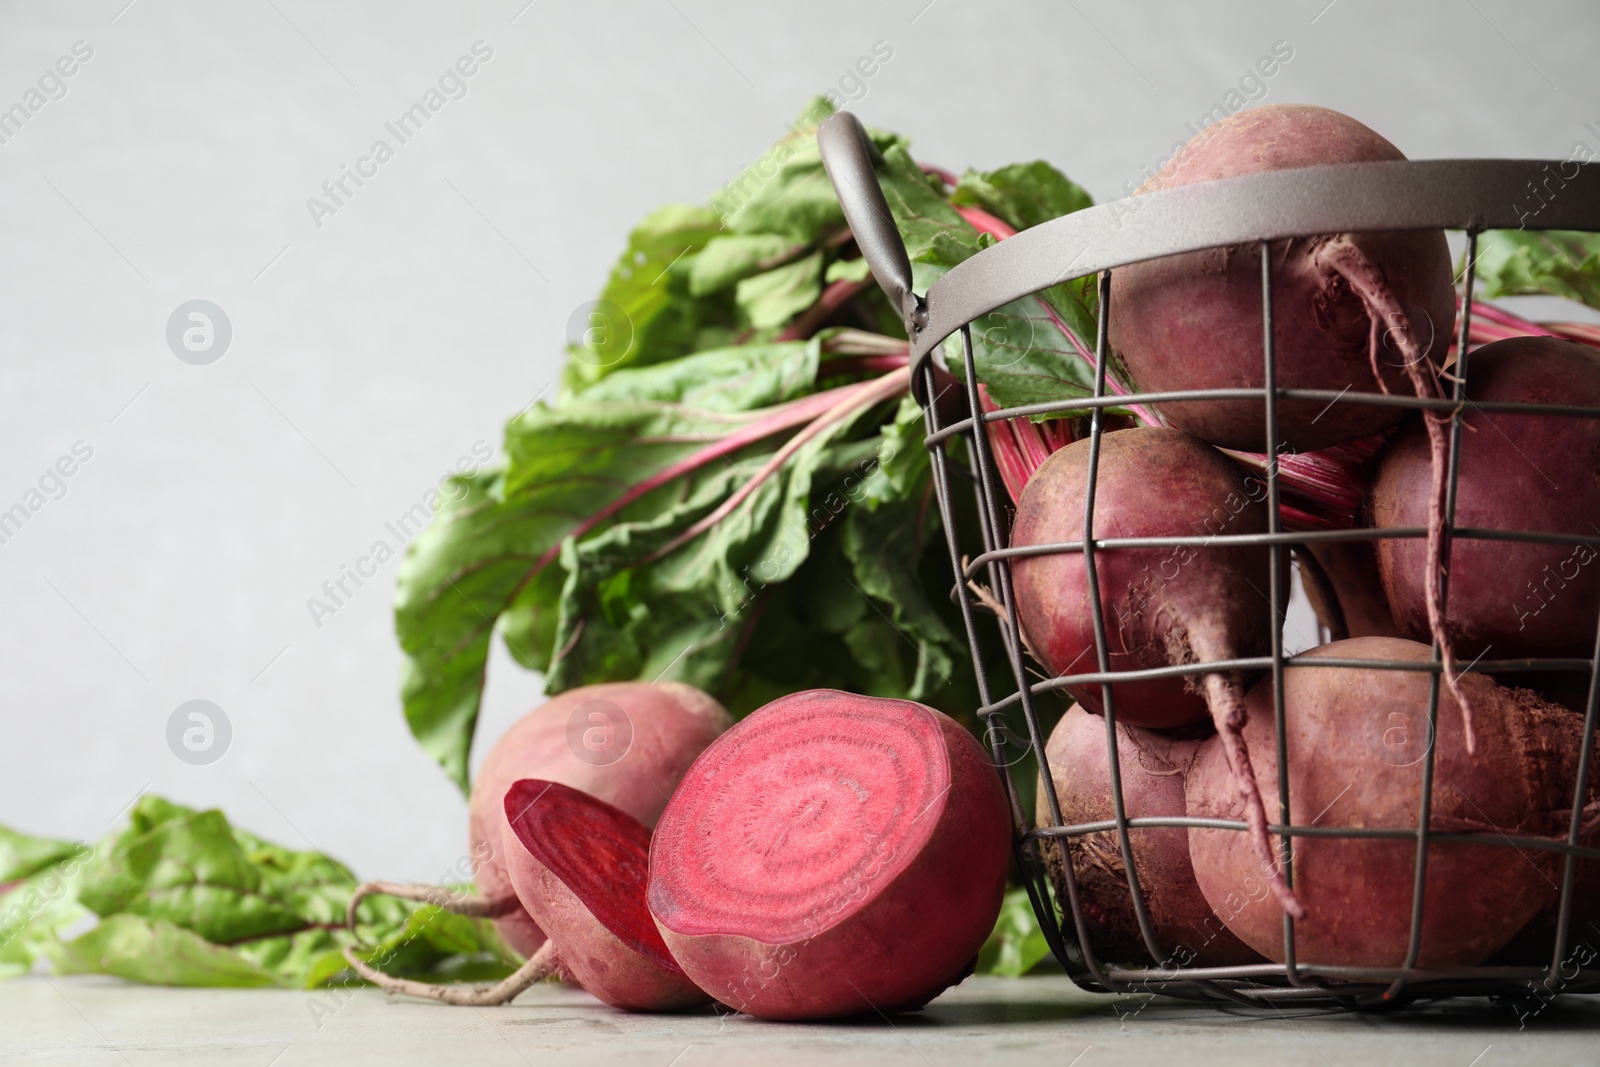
4, 974, 1598, 1066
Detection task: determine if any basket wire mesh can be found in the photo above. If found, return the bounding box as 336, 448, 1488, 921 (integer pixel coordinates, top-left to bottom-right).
818, 111, 1600, 1006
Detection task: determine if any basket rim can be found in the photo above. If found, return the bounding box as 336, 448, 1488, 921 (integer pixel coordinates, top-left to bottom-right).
907, 158, 1600, 387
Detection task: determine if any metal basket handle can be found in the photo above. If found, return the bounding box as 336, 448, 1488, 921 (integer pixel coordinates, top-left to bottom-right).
817, 112, 923, 339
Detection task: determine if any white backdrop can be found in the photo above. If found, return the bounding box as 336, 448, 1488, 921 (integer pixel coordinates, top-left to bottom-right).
3, 0, 1596, 882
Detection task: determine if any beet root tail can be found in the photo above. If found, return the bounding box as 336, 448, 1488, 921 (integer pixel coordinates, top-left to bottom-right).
342, 939, 559, 1007
1201, 671, 1307, 921
343, 880, 549, 1005
1315, 236, 1476, 753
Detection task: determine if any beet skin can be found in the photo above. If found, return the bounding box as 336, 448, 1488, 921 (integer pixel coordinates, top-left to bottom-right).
470, 682, 730, 957
1186, 637, 1582, 967
1109, 104, 1456, 451
1372, 336, 1600, 662
1011, 427, 1272, 730
1037, 704, 1257, 967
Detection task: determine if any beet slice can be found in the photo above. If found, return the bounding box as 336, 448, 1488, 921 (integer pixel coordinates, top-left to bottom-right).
501, 779, 709, 1012
646, 689, 1010, 1021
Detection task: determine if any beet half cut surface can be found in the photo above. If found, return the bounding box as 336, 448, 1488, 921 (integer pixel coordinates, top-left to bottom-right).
646, 690, 1011, 1021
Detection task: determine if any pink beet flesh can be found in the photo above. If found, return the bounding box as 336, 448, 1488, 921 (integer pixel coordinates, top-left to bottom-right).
469, 682, 731, 957
1109, 104, 1456, 451
501, 778, 709, 1012
646, 689, 1011, 1021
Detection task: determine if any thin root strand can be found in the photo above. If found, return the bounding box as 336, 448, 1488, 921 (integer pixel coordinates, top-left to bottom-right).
1202, 672, 1307, 921
1316, 237, 1476, 753
343, 940, 559, 1007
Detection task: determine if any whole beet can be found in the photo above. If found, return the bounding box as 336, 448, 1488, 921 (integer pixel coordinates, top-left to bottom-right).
1186, 637, 1582, 967
1372, 336, 1600, 661
1011, 428, 1272, 730
1037, 704, 1258, 967
1011, 427, 1301, 918
1109, 104, 1455, 452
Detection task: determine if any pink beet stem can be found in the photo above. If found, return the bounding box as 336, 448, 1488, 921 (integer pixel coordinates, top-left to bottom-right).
1467, 296, 1563, 339
1547, 321, 1600, 347
526, 383, 882, 579
821, 329, 913, 356
820, 354, 911, 377
953, 205, 1017, 240
976, 383, 1035, 504
643, 368, 911, 563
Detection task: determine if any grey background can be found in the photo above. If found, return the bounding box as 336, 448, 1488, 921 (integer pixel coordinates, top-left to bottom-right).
2, 0, 1596, 883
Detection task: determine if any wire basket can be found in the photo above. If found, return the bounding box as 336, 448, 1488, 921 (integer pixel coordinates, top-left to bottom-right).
818, 111, 1600, 1007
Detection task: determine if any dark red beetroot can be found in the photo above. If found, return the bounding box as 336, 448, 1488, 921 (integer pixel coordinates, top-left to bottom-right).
498, 779, 709, 1011
1010, 428, 1301, 918
1186, 637, 1581, 967
466, 683, 731, 958
1108, 104, 1456, 452
1011, 428, 1272, 729
1037, 704, 1258, 967
1372, 336, 1600, 664
646, 690, 1009, 1020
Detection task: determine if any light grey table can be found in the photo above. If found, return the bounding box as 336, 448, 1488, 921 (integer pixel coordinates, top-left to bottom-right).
5, 974, 1598, 1066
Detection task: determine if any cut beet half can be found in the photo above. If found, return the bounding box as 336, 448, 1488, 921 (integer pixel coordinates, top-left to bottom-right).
502, 779, 708, 1012
646, 689, 1011, 1021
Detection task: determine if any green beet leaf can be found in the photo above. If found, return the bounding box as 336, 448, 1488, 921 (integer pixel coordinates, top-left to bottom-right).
51, 914, 280, 988
736, 250, 824, 331
953, 160, 1094, 233
563, 203, 730, 395
1, 798, 514, 989
392, 97, 1099, 797
399, 352, 826, 789
0, 826, 82, 884
977, 886, 1055, 978
1474, 229, 1600, 311
688, 233, 798, 296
